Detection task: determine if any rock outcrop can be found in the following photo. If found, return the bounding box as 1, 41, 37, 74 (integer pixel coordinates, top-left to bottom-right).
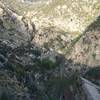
0, 2, 36, 47
81, 77, 100, 100
69, 16, 100, 67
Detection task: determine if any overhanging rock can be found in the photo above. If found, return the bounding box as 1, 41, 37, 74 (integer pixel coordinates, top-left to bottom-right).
81, 77, 100, 100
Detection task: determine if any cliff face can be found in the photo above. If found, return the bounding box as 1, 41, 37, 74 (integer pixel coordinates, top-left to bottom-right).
70, 16, 100, 67
2, 0, 100, 33
2, 0, 100, 56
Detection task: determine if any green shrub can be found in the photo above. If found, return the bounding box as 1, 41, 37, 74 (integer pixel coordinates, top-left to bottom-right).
85, 66, 100, 80
37, 59, 58, 71
32, 49, 41, 56
0, 92, 10, 100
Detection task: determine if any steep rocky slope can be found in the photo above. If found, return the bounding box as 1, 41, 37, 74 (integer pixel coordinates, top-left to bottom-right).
0, 0, 100, 100
2, 0, 100, 32
70, 16, 100, 67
